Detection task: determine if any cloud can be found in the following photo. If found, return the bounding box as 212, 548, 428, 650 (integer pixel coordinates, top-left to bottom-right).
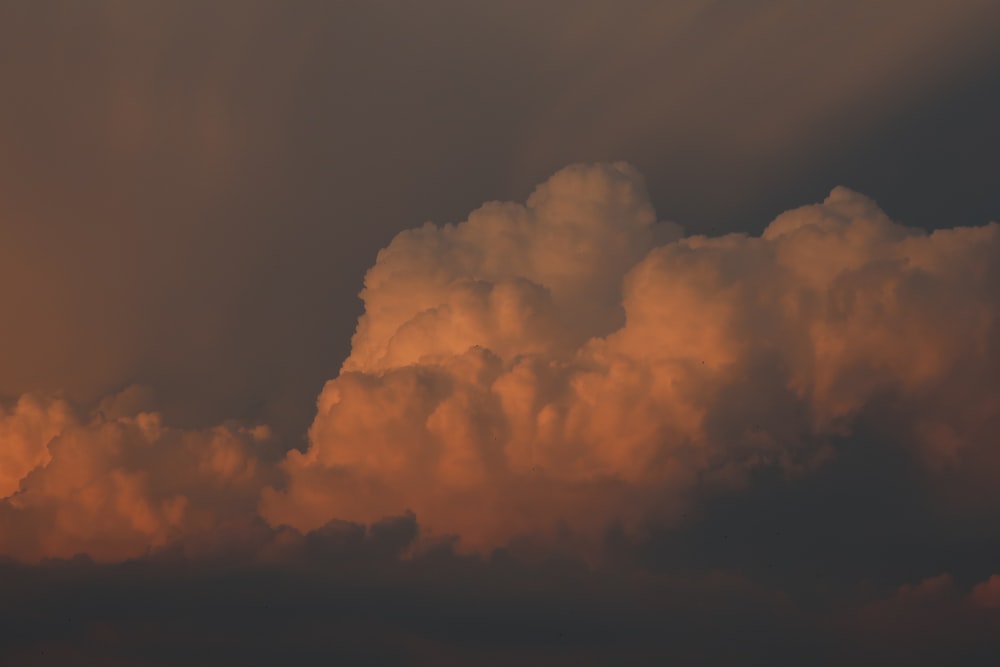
344, 162, 677, 373
970, 575, 1000, 610
0, 537, 814, 667
0, 149, 996, 660
0, 162, 996, 562
846, 572, 1000, 662
262, 162, 1000, 552
0, 389, 271, 563
0, 396, 76, 500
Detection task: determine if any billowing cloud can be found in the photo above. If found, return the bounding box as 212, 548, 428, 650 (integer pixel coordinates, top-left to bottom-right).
344, 162, 678, 372
0, 389, 270, 563
261, 162, 1000, 552
0, 162, 996, 562
0, 395, 75, 500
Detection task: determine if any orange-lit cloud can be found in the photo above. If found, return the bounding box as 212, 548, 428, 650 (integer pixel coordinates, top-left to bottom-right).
1, 163, 997, 562
261, 163, 1000, 551
0, 389, 269, 563
0, 396, 75, 500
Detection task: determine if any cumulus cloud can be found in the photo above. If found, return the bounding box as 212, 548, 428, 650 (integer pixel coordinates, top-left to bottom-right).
1, 162, 997, 562
344, 162, 678, 373
0, 389, 271, 563
0, 396, 76, 500
261, 162, 1000, 551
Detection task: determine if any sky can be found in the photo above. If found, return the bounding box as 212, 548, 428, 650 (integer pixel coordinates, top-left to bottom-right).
1, 1, 999, 664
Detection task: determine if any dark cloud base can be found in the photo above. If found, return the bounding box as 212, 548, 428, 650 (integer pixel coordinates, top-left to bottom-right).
3, 497, 998, 667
